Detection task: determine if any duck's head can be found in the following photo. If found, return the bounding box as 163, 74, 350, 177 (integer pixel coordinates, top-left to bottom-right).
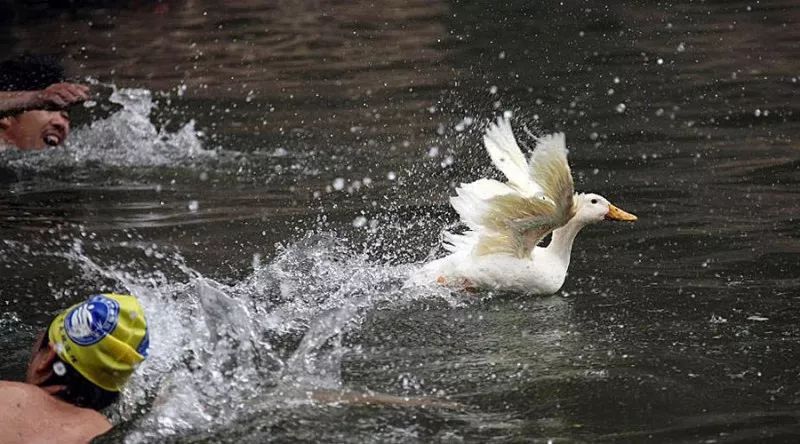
573, 193, 638, 224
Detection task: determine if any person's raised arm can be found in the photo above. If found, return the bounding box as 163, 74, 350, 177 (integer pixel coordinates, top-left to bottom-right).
0, 83, 89, 117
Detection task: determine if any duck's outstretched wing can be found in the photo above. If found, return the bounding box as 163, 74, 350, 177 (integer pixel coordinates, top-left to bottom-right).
448, 117, 575, 258
483, 117, 541, 196
528, 132, 574, 224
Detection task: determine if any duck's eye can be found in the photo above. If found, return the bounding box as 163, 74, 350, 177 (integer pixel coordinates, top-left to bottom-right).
591, 199, 598, 204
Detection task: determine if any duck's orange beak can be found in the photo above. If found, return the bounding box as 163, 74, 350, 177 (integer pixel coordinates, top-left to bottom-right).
605, 203, 638, 221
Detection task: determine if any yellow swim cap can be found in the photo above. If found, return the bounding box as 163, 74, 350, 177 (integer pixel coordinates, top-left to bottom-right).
48, 293, 149, 392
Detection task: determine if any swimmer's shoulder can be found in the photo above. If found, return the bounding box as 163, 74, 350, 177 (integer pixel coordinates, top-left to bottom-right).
0, 381, 111, 444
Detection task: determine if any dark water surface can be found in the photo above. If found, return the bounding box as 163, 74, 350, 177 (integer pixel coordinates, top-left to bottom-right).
1, 1, 799, 442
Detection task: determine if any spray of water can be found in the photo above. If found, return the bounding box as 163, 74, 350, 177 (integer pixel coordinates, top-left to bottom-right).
33, 231, 453, 442
0, 86, 213, 173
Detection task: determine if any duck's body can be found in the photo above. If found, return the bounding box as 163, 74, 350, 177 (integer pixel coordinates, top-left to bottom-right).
419, 117, 636, 295
425, 219, 584, 294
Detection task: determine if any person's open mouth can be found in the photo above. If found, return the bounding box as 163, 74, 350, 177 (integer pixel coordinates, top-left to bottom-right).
42, 130, 64, 147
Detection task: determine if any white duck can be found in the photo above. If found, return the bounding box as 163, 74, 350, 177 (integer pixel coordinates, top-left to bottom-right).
419, 116, 637, 295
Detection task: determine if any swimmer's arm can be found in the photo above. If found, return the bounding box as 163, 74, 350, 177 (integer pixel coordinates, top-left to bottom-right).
0, 381, 111, 444
0, 382, 28, 442
0, 83, 89, 117
0, 91, 38, 116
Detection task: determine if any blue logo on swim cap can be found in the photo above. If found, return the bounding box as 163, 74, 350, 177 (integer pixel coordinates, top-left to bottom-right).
65, 295, 120, 346
137, 328, 150, 358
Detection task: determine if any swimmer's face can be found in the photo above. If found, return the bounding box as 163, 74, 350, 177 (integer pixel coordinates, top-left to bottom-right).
0, 109, 70, 150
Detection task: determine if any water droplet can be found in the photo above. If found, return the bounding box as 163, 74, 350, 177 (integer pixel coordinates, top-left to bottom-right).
332, 178, 345, 191
710, 314, 727, 324
615, 103, 627, 113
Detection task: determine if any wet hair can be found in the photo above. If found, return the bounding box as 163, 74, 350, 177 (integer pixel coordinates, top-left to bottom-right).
0, 54, 66, 92
34, 333, 120, 410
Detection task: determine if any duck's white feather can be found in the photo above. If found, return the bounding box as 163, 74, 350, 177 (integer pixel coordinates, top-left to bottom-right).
528, 132, 574, 223
449, 117, 575, 259
442, 230, 479, 254
458, 178, 516, 200
483, 117, 541, 196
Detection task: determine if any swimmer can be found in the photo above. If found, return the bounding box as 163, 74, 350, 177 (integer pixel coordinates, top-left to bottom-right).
0, 293, 149, 443
0, 54, 89, 150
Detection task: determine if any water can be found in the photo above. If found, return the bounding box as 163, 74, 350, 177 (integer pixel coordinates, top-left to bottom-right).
2, 0, 800, 442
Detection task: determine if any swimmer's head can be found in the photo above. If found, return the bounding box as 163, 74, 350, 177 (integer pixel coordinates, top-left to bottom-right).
0, 54, 72, 150
26, 293, 149, 410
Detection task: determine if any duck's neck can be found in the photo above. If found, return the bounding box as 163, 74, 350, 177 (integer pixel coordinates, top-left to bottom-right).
545, 217, 586, 266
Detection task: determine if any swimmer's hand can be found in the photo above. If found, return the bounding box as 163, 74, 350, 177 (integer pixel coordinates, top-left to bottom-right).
0, 83, 89, 117
33, 83, 90, 109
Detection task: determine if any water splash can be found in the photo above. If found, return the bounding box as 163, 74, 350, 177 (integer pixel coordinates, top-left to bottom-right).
0, 86, 214, 172
70, 87, 215, 166
28, 232, 451, 442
